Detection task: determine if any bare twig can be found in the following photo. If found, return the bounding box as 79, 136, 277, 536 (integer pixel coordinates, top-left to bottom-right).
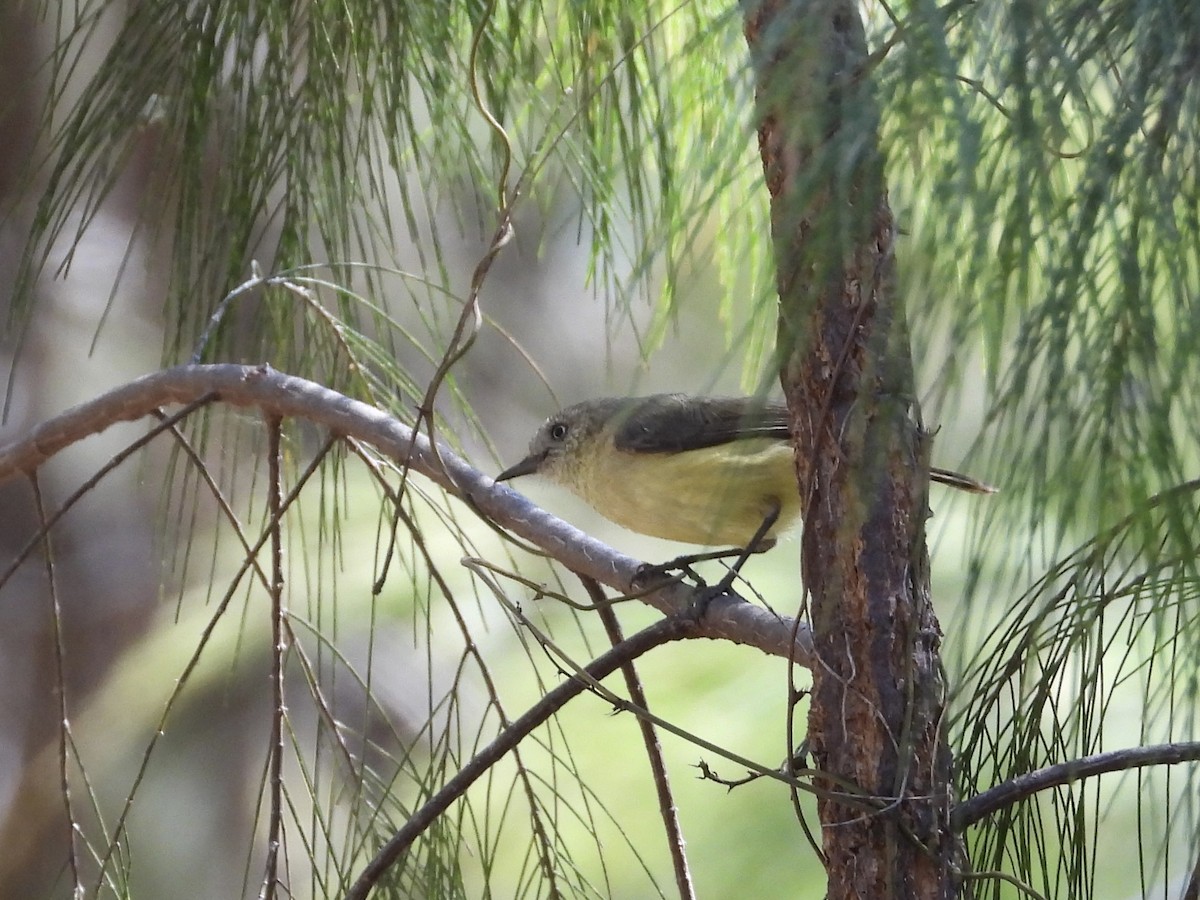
344, 614, 699, 900
261, 416, 286, 900
357, 449, 564, 897
30, 473, 82, 897
952, 741, 1200, 831
580, 575, 696, 900
86, 432, 335, 895
0, 395, 216, 592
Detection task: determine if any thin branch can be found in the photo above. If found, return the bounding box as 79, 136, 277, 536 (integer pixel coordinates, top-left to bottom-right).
344, 614, 699, 900
87, 432, 335, 895
30, 472, 82, 897
580, 575, 695, 900
261, 415, 286, 900
0, 364, 813, 665
478, 577, 875, 811
149, 410, 338, 598
405, 0, 512, 522
0, 395, 216, 592
952, 741, 1200, 831
347, 436, 566, 890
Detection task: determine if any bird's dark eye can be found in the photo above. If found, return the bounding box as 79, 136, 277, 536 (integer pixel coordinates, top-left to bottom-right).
549, 422, 568, 441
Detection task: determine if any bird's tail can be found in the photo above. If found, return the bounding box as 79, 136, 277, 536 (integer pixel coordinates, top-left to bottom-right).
931, 466, 997, 494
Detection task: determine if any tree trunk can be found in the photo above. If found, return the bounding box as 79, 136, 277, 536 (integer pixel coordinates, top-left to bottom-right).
742, 1, 959, 896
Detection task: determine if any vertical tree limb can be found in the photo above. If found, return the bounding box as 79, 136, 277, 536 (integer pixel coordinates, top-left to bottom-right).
742, 1, 958, 896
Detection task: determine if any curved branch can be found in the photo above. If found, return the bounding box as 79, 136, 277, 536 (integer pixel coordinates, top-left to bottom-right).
952, 741, 1200, 831
345, 614, 697, 900
0, 363, 813, 665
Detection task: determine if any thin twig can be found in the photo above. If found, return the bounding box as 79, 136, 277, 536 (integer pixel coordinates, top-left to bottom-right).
344, 436, 563, 895
261, 415, 286, 900
476, 575, 869, 808
952, 741, 1200, 831
579, 575, 696, 900
403, 0, 511, 528
0, 395, 216, 592
344, 615, 698, 900
151, 406, 275, 592
30, 472, 82, 897
86, 427, 335, 896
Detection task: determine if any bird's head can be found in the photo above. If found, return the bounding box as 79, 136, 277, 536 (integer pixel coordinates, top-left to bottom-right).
496, 398, 628, 489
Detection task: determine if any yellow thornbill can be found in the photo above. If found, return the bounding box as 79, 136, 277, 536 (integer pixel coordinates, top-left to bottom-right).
497, 395, 994, 548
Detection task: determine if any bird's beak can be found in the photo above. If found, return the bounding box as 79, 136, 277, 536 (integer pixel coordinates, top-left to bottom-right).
496, 453, 543, 483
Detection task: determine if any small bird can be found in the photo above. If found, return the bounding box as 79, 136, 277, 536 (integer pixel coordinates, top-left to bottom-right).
497, 395, 993, 548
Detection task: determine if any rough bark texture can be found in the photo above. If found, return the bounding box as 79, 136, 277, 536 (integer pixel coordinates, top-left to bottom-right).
742, 1, 958, 897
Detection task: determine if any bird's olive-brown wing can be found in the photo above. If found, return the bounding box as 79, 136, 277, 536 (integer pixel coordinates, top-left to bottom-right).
612, 395, 790, 453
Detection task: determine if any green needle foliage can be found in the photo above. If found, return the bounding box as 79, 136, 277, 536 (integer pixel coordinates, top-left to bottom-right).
6, 0, 1200, 897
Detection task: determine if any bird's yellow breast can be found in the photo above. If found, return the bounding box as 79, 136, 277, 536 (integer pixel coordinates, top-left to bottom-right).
563, 438, 800, 546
